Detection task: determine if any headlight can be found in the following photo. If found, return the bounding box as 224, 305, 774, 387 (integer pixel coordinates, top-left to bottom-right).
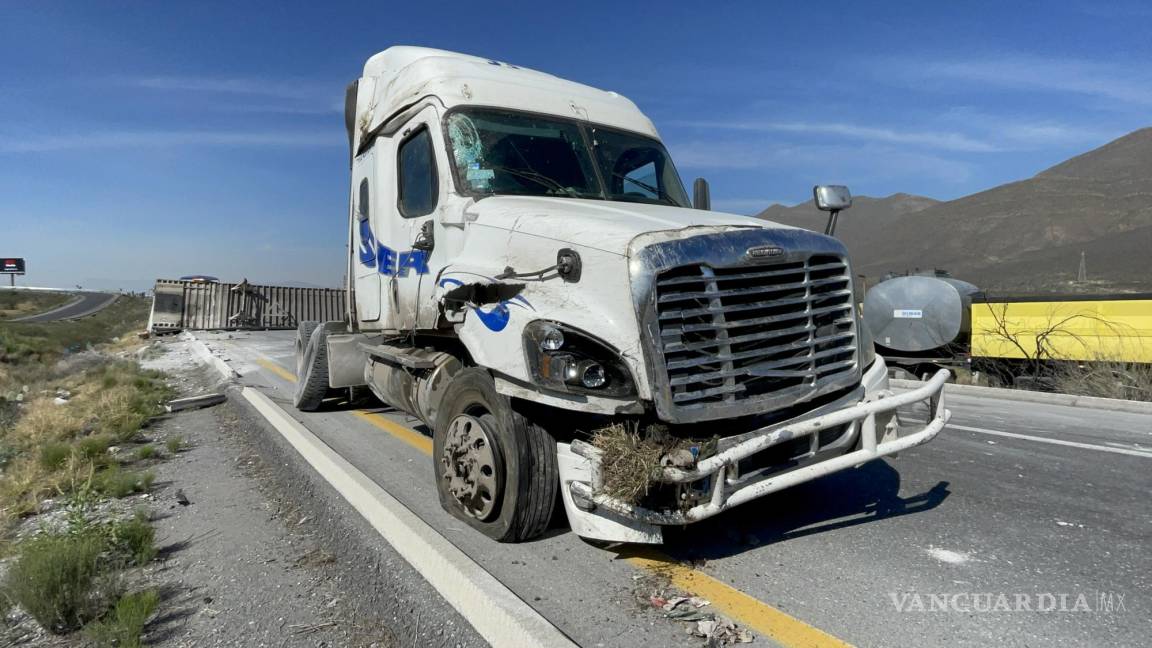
523, 321, 636, 398
859, 319, 877, 369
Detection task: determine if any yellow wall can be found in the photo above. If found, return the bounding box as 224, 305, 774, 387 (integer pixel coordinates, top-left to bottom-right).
970, 299, 1152, 363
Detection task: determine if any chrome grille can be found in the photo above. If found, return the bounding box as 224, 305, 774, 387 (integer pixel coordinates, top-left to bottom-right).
652, 254, 857, 413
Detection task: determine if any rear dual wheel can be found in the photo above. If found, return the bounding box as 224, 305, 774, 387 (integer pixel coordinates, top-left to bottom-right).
433, 368, 558, 542
293, 321, 331, 411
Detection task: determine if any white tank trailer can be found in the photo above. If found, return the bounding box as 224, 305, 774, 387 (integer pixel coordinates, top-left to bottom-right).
863, 276, 980, 368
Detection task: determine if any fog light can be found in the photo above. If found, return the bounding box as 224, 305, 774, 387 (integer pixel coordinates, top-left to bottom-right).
539, 324, 565, 351
579, 361, 607, 388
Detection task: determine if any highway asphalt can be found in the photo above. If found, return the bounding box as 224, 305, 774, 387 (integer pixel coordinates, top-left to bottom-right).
8, 291, 119, 322
194, 330, 1150, 647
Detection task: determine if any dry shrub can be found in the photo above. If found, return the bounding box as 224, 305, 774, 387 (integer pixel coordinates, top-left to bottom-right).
92, 388, 146, 441
0, 457, 51, 519
9, 399, 87, 447
3, 531, 110, 633
86, 589, 158, 648
590, 423, 703, 505
1052, 361, 1152, 402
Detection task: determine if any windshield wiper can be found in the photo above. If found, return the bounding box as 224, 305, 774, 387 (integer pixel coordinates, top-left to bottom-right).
492, 165, 582, 197
612, 172, 678, 206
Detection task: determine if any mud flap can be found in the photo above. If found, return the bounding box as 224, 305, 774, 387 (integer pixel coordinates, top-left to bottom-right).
556, 443, 663, 545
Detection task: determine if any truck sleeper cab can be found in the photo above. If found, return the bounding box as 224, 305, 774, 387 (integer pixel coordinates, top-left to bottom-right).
293, 46, 951, 544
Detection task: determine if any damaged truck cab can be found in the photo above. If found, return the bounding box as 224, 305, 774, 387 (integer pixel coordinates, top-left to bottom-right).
295, 46, 951, 544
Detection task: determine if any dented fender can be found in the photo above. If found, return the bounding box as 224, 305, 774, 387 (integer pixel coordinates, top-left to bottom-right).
433, 243, 651, 401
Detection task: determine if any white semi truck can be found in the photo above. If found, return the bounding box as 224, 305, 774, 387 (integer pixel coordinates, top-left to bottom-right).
293, 46, 951, 544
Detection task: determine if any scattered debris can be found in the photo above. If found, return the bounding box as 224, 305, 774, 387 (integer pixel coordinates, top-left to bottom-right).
165, 392, 227, 413
640, 576, 753, 645
289, 621, 338, 635
693, 618, 753, 643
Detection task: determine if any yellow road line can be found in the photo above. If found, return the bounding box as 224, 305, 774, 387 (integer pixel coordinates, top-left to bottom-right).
252, 353, 849, 646
624, 549, 853, 647
353, 411, 435, 455
252, 356, 434, 455
256, 357, 298, 383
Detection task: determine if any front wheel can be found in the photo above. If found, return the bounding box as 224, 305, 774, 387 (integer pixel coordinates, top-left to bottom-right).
433, 368, 557, 542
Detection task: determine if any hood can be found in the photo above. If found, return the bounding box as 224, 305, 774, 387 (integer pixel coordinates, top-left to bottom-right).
465, 196, 790, 256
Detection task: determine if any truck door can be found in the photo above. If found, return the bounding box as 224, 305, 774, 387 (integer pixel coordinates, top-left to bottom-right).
385, 106, 447, 331
352, 151, 381, 323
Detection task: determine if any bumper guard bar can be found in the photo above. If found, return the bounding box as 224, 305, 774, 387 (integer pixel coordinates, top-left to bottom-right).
568, 369, 952, 525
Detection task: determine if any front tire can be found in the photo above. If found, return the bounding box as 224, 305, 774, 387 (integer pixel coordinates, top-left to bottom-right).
433, 368, 557, 542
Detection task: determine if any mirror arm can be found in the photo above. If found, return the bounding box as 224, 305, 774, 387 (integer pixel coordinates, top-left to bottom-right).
824, 209, 840, 236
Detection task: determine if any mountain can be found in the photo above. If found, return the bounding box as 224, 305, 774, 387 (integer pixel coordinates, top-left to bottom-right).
757, 128, 1152, 293
756, 193, 939, 256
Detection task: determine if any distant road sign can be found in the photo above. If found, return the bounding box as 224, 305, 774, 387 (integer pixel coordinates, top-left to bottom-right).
2, 258, 25, 275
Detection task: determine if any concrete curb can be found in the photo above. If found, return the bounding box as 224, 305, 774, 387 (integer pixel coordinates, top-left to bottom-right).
891, 378, 1152, 415
186, 333, 239, 380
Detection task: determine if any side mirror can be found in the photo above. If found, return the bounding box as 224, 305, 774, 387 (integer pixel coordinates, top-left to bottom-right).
692, 178, 711, 211
813, 185, 852, 236
813, 185, 852, 212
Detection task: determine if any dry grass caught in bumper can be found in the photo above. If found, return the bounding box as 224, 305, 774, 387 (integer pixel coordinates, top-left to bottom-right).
589, 422, 713, 505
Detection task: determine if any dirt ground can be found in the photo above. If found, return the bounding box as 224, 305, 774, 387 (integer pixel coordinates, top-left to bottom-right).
3, 353, 395, 647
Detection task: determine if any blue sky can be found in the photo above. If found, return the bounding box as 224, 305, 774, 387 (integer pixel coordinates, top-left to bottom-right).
2, 1, 1150, 290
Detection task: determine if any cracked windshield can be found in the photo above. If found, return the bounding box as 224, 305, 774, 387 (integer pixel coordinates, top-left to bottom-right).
447, 108, 691, 207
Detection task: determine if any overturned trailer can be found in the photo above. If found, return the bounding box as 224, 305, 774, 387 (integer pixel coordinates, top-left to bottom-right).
148, 279, 345, 333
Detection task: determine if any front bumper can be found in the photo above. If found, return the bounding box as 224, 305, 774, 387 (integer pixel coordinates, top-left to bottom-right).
557, 364, 951, 543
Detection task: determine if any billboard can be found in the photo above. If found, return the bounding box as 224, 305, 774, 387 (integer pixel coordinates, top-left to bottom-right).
2, 258, 25, 274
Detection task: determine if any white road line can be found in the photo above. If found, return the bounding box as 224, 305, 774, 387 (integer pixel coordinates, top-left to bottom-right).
947, 424, 1152, 459
241, 387, 578, 648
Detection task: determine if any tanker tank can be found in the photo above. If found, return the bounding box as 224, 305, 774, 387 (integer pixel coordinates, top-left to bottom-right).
863, 275, 980, 357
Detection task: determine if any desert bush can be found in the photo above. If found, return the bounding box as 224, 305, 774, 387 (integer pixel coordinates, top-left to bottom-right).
3, 532, 109, 633
92, 467, 154, 499
8, 398, 87, 447
0, 458, 51, 518
107, 510, 156, 566
86, 590, 159, 648
1052, 361, 1152, 402
165, 436, 185, 454
38, 443, 72, 471
76, 434, 114, 460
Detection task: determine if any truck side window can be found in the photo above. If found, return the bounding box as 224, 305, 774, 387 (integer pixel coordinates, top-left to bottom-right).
397, 126, 437, 218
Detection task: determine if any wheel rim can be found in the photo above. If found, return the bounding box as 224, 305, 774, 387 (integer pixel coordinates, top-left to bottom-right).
440, 413, 502, 520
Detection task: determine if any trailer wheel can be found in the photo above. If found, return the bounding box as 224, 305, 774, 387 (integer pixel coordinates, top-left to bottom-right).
295, 321, 319, 375
433, 368, 557, 542
293, 321, 330, 411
